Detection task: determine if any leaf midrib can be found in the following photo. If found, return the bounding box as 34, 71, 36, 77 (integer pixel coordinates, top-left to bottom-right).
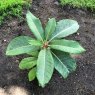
46, 21, 54, 41
7, 45, 34, 53
50, 44, 80, 50
49, 23, 77, 41
42, 49, 46, 84
52, 51, 69, 73
30, 19, 43, 41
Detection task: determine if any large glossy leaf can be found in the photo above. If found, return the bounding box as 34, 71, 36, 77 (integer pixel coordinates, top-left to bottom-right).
50, 39, 85, 54
29, 40, 42, 46
49, 19, 79, 41
28, 67, 36, 81
19, 57, 37, 70
45, 18, 56, 40
26, 11, 44, 41
37, 49, 54, 87
6, 36, 39, 55
52, 50, 76, 78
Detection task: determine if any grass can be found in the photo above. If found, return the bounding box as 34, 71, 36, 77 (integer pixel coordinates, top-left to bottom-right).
60, 0, 95, 9
0, 0, 30, 25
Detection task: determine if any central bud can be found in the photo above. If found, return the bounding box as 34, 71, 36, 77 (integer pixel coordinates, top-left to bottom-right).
43, 41, 49, 48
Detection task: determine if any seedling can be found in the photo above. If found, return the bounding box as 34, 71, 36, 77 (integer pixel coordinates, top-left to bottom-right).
6, 11, 85, 87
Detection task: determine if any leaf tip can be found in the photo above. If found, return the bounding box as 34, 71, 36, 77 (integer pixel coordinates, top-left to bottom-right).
39, 83, 45, 88
80, 47, 86, 53
18, 65, 22, 70
6, 51, 8, 55
28, 75, 35, 82
6, 50, 10, 55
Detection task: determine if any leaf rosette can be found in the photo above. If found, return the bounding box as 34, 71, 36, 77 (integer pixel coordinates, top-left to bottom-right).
6, 11, 85, 87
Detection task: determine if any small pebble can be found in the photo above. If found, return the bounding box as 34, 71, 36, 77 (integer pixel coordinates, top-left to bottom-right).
15, 60, 19, 63
77, 33, 80, 35
4, 39, 6, 42
54, 1, 59, 6
60, 76, 62, 79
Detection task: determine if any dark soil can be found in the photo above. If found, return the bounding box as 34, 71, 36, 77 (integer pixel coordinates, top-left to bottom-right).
0, 0, 95, 95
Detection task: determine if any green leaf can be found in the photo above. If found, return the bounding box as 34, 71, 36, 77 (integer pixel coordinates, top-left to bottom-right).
45, 18, 56, 40
19, 57, 37, 70
27, 51, 39, 57
37, 49, 54, 87
50, 39, 85, 54
6, 36, 39, 55
29, 40, 42, 46
26, 11, 44, 41
28, 67, 36, 81
52, 52, 69, 78
49, 19, 79, 41
52, 50, 76, 78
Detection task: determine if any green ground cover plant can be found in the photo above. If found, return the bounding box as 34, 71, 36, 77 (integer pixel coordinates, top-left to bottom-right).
0, 0, 30, 25
6, 11, 85, 87
60, 0, 95, 9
